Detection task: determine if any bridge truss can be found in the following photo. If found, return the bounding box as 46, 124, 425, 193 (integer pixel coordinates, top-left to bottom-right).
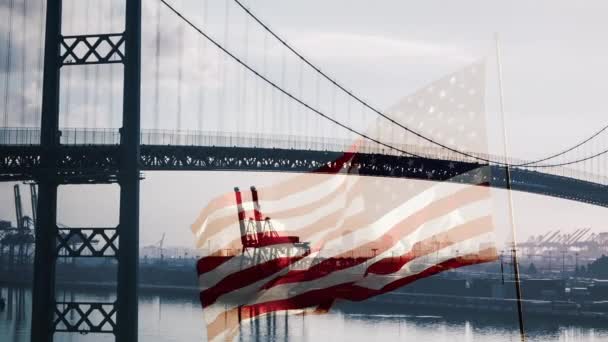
2, 144, 607, 207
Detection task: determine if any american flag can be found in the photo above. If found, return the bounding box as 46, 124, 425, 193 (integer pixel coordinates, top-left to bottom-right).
191, 61, 497, 341
381, 61, 487, 157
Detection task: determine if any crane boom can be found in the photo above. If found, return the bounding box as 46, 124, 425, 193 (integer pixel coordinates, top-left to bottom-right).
537, 230, 553, 244
571, 228, 590, 245
14, 185, 23, 230
563, 229, 581, 245
566, 228, 583, 245
30, 183, 38, 227
159, 233, 166, 261
545, 230, 560, 244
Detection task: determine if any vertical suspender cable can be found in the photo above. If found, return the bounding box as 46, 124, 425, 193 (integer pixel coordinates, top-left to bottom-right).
84, 0, 91, 140
241, 7, 249, 137
93, 0, 101, 131
361, 103, 366, 152
220, 0, 230, 135
21, 0, 28, 127
315, 73, 320, 150
109, 1, 116, 130
604, 133, 607, 185
153, 0, 162, 133
35, 0, 46, 129
297, 59, 304, 146
593, 137, 597, 183
252, 27, 259, 140
176, 0, 187, 136
601, 135, 605, 184
595, 137, 600, 183
251, 15, 259, 140
3, 0, 15, 129
197, 0, 209, 135
233, 3, 243, 140
261, 31, 268, 138
330, 85, 337, 148
176, 20, 184, 132
280, 48, 286, 139
346, 91, 351, 144
271, 56, 278, 139
64, 1, 75, 130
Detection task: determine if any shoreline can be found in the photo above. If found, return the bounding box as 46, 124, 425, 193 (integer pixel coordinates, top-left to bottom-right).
2, 277, 607, 324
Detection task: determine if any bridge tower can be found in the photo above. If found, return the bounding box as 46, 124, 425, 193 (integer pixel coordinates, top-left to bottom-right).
30, 1, 141, 341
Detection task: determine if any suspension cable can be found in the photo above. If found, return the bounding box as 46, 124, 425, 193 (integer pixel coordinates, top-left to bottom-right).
517, 124, 608, 166
230, 0, 608, 168
160, 0, 608, 169
525, 147, 608, 168
159, 0, 423, 158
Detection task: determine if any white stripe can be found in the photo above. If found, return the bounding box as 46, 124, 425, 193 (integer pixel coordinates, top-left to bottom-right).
355, 232, 495, 290
198, 244, 309, 290
202, 264, 293, 326
250, 232, 494, 305
193, 173, 353, 237
322, 181, 487, 254
249, 199, 493, 304
198, 195, 365, 289
201, 192, 367, 255
195, 174, 358, 249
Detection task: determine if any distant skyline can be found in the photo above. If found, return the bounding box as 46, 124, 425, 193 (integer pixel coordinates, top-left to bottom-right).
1, 170, 606, 249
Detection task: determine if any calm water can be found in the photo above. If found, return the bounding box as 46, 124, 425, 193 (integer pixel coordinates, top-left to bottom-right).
2, 286, 608, 341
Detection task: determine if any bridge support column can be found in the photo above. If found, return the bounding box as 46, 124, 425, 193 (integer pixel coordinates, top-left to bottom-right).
31, 0, 61, 341
30, 0, 142, 341
116, 0, 142, 341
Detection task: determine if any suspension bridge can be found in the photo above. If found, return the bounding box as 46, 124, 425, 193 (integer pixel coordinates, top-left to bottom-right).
1, 0, 607, 341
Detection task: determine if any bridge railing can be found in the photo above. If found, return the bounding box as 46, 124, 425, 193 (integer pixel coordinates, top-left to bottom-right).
1, 127, 606, 185
61, 128, 121, 145
0, 127, 513, 160
0, 128, 42, 145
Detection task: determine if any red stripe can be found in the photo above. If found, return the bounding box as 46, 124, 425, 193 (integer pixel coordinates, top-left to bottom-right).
251, 188, 265, 221
316, 150, 359, 174
241, 234, 300, 247
366, 216, 493, 275
201, 255, 307, 308
204, 250, 496, 340
235, 249, 496, 320
262, 186, 489, 289
197, 255, 234, 275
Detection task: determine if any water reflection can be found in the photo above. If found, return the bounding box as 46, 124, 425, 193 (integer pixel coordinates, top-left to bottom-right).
1, 286, 31, 342
1, 286, 608, 341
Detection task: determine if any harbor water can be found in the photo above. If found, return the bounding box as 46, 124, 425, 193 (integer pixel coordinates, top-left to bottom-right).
1, 286, 608, 341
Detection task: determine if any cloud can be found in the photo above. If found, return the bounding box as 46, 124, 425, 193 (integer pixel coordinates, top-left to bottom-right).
268, 31, 475, 63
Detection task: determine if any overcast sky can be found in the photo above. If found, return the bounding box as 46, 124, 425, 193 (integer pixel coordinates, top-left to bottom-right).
0, 0, 607, 249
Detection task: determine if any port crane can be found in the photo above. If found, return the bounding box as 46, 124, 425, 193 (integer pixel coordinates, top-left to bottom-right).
234, 186, 310, 266
0, 185, 36, 269
159, 233, 166, 261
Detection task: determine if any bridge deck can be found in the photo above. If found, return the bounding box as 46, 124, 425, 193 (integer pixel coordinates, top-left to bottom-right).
1, 144, 607, 208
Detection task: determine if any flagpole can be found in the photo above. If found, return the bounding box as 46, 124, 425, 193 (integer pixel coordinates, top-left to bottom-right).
495, 33, 526, 341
